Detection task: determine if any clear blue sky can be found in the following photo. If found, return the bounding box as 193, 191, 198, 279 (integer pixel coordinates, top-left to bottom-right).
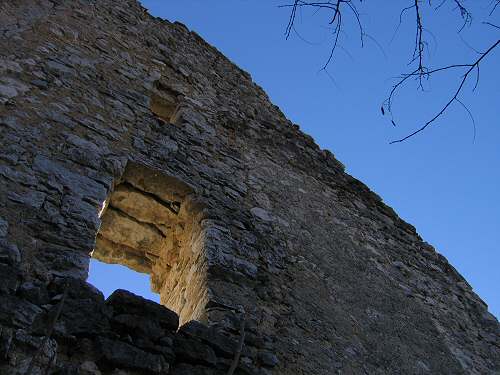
89, 1, 499, 318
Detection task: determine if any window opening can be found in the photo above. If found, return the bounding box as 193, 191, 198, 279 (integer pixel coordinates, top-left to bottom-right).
89, 162, 207, 325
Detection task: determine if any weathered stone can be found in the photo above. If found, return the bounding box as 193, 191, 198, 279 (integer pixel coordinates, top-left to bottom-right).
250, 207, 273, 222
144, 338, 176, 363
98, 208, 166, 255
174, 335, 217, 367
0, 326, 14, 360
12, 331, 58, 373
0, 58, 23, 73
0, 239, 21, 265
51, 365, 81, 375
0, 77, 29, 103
39, 244, 90, 279
171, 363, 224, 375
0, 263, 21, 294
112, 313, 165, 341
258, 351, 279, 368
0, 217, 8, 237
0, 165, 37, 186
32, 155, 108, 200
178, 320, 237, 358
17, 282, 50, 305
80, 361, 103, 375
109, 184, 177, 225
94, 163, 209, 325
96, 336, 168, 374
61, 195, 100, 230
0, 294, 42, 328
150, 86, 179, 123
122, 162, 193, 204
106, 289, 179, 332
8, 190, 46, 209
93, 235, 152, 274
32, 278, 110, 337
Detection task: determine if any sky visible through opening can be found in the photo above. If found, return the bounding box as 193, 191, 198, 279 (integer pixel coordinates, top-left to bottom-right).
89, 1, 499, 318
88, 259, 160, 303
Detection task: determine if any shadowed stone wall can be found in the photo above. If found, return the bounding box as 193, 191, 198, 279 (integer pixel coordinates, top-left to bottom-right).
0, 0, 499, 374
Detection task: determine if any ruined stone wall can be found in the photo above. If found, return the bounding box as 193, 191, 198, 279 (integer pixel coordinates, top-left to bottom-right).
0, 0, 499, 374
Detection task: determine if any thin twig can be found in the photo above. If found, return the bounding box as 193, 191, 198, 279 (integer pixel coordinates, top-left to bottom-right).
390, 39, 499, 143
490, 0, 500, 15
281, 0, 498, 143
280, 1, 364, 69
412, 0, 426, 89
483, 21, 500, 30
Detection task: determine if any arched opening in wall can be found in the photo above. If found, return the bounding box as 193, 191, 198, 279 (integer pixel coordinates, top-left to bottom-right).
88, 162, 208, 325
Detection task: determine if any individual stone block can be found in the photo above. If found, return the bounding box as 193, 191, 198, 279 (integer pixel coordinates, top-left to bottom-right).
33, 278, 111, 338
0, 326, 14, 362
171, 363, 225, 375
109, 184, 177, 225
0, 263, 21, 294
133, 335, 176, 364
257, 351, 279, 368
17, 282, 50, 306
112, 313, 165, 341
93, 235, 152, 274
122, 162, 193, 204
98, 208, 166, 255
0, 295, 42, 328
150, 84, 179, 124
178, 320, 237, 358
32, 155, 108, 200
173, 335, 217, 367
0, 239, 21, 265
106, 289, 179, 332
96, 337, 168, 374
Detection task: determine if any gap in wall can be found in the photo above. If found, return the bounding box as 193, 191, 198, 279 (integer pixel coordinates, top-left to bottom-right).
85, 162, 207, 324
88, 258, 160, 303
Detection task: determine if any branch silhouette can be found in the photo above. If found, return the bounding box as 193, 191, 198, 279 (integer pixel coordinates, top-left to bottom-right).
281, 0, 499, 142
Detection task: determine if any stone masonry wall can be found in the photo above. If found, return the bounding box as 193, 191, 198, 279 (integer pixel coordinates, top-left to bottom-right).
0, 267, 271, 374
0, 0, 499, 374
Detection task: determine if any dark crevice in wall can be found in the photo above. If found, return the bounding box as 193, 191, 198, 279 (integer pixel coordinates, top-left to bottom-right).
150, 80, 181, 124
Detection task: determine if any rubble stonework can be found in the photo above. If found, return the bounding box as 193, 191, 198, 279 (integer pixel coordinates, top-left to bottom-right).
0, 0, 499, 374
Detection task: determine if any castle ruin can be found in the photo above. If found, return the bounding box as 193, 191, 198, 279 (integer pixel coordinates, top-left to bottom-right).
0, 1, 499, 374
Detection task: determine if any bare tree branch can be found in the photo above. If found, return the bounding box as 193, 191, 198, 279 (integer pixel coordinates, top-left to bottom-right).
435, 0, 473, 31
483, 21, 500, 30
280, 1, 364, 69
490, 0, 500, 15
389, 39, 499, 143
281, 0, 499, 143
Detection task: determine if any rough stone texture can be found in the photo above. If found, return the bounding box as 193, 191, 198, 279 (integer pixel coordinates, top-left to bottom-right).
0, 0, 499, 374
1, 277, 253, 375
